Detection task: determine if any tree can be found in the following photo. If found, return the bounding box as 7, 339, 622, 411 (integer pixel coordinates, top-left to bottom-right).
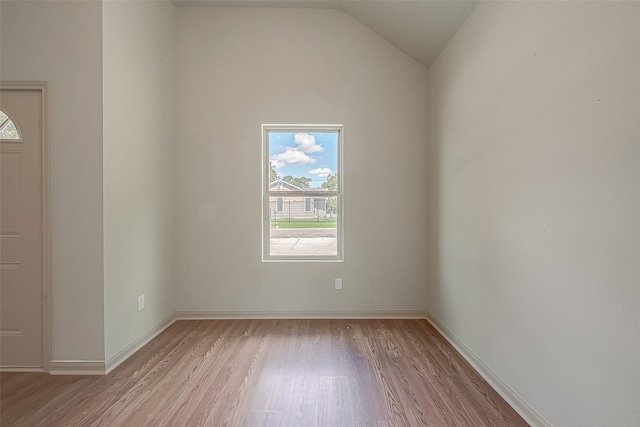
282, 175, 311, 189
322, 173, 338, 214
321, 172, 338, 191
269, 162, 278, 182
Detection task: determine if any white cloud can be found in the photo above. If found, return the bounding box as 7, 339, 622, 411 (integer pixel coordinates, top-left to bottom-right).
295, 133, 324, 153
270, 148, 316, 168
309, 167, 332, 178
270, 133, 324, 169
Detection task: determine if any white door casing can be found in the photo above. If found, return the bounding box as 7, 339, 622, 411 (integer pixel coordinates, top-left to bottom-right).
0, 83, 51, 372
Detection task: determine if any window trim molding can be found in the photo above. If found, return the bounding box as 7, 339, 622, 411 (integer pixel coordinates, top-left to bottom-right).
262, 124, 344, 262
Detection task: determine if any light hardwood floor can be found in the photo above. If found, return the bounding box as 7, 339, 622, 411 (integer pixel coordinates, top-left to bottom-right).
1, 319, 528, 426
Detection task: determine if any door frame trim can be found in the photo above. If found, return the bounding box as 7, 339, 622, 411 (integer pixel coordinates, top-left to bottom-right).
1, 82, 51, 373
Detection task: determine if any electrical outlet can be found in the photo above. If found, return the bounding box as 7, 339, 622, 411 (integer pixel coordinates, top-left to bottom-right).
137, 295, 145, 311
335, 278, 343, 290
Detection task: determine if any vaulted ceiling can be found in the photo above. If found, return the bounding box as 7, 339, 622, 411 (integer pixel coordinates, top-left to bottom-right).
171, 0, 478, 68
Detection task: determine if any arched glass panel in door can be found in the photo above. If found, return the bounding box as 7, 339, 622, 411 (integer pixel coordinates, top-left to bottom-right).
0, 110, 21, 141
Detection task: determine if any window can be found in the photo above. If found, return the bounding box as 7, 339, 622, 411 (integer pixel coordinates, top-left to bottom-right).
263, 124, 343, 261
0, 111, 21, 141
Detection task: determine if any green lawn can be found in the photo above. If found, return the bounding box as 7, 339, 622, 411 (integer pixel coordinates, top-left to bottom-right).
270, 219, 337, 228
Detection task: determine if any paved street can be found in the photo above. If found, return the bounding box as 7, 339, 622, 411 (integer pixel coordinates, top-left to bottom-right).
269, 228, 337, 256
270, 228, 337, 238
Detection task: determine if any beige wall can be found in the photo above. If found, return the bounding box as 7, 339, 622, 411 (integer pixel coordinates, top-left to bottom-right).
0, 0, 177, 365
0, 1, 105, 361
174, 7, 429, 314
103, 0, 175, 362
428, 2, 640, 426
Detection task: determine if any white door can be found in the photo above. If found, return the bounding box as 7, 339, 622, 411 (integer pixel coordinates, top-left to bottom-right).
0, 88, 45, 369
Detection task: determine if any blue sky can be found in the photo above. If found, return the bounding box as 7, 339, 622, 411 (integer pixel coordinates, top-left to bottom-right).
268, 131, 338, 188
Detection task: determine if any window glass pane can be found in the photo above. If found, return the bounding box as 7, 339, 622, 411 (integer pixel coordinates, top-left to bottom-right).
268, 131, 338, 191
0, 111, 20, 140
268, 196, 338, 257
264, 125, 342, 261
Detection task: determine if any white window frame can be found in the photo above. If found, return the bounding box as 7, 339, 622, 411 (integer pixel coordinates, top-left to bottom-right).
276, 197, 284, 212
304, 197, 312, 212
262, 124, 344, 262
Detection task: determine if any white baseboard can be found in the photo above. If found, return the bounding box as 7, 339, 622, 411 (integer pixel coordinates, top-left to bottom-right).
0, 366, 45, 373
105, 312, 177, 374
49, 360, 106, 375
176, 309, 428, 320
48, 313, 177, 376
426, 312, 551, 427
39, 306, 547, 427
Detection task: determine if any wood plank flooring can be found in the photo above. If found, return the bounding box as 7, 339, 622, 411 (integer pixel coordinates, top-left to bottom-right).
0, 319, 529, 426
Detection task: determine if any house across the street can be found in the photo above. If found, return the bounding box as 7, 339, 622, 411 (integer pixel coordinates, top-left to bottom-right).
268, 179, 330, 221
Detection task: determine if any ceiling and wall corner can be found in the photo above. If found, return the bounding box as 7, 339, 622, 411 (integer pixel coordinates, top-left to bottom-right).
171, 0, 478, 68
